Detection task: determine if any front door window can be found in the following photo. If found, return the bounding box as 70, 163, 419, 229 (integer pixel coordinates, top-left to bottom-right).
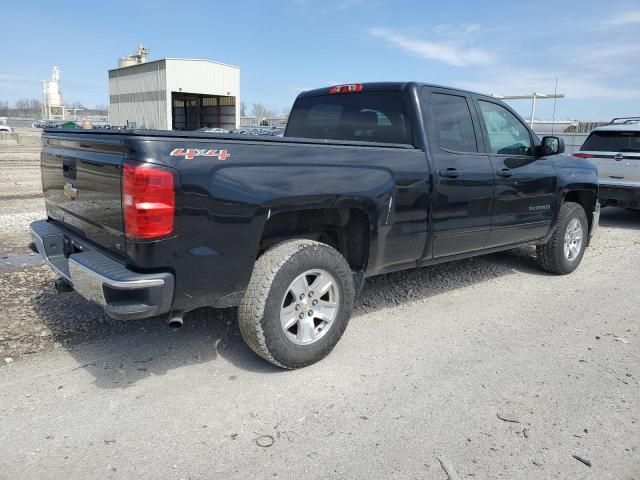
479, 101, 533, 156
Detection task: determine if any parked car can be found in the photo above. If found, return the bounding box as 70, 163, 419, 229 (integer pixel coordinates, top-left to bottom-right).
32, 120, 63, 129
230, 127, 284, 136
232, 127, 262, 135
197, 127, 229, 134
0, 125, 15, 133
30, 82, 599, 369
574, 117, 640, 210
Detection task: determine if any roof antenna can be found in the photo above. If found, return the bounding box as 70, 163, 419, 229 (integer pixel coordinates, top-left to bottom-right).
551, 76, 558, 135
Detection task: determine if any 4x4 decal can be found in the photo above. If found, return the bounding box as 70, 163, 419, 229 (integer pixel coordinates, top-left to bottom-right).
170, 148, 231, 161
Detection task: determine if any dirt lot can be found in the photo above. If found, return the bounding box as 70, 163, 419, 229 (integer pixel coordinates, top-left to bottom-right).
1, 145, 638, 479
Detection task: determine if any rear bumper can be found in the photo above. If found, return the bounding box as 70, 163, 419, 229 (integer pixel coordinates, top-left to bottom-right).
599, 184, 640, 209
30, 220, 174, 320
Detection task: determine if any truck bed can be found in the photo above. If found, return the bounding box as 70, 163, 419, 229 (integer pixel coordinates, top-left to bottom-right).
40, 128, 429, 315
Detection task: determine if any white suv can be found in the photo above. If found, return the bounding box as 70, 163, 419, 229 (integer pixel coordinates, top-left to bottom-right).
575, 117, 640, 210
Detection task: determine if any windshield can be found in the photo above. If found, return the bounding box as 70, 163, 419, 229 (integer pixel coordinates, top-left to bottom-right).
581, 131, 640, 152
286, 92, 413, 145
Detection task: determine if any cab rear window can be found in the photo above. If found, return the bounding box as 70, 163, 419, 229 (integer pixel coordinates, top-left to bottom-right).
286, 92, 413, 145
581, 131, 640, 152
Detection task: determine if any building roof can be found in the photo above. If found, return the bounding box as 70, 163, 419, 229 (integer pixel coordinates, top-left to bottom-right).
164, 58, 240, 69
108, 57, 239, 74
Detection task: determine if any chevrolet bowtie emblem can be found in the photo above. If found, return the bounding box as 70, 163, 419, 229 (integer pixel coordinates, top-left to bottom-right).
64, 182, 78, 200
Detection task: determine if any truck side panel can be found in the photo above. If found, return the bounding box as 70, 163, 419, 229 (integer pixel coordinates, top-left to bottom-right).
121, 138, 430, 311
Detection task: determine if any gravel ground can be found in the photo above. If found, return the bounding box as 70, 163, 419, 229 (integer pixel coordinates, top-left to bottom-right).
0, 150, 45, 254
2, 209, 638, 364
0, 149, 638, 479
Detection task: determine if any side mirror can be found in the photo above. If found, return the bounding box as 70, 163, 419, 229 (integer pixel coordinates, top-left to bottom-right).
541, 136, 565, 155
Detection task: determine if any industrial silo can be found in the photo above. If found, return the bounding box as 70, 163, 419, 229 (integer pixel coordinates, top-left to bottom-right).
42, 66, 64, 119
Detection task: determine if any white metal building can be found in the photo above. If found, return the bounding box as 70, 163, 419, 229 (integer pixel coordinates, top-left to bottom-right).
108, 58, 240, 130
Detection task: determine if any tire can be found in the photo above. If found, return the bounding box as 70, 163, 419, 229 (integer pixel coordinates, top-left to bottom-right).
536, 202, 588, 275
238, 239, 355, 369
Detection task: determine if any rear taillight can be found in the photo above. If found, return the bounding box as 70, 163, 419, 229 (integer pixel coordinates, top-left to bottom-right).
328, 84, 363, 94
123, 162, 175, 240
572, 153, 593, 158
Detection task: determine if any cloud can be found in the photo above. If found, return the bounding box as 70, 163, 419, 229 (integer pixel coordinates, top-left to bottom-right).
0, 73, 42, 99
289, 85, 313, 93
400, 21, 640, 102
335, 0, 367, 8
558, 43, 640, 77
369, 26, 493, 67
294, 0, 372, 11
0, 73, 41, 83
456, 71, 640, 100
604, 10, 640, 25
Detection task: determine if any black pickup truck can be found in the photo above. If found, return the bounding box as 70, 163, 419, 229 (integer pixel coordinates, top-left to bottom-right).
31, 82, 599, 368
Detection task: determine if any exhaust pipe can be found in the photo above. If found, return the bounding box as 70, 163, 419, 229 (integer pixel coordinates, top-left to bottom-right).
54, 277, 73, 294
167, 315, 184, 329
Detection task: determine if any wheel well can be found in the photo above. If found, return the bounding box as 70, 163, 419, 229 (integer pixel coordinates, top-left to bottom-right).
564, 190, 596, 230
259, 208, 370, 271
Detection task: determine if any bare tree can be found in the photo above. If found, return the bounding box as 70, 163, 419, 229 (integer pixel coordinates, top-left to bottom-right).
14, 98, 30, 117
240, 101, 247, 117
13, 98, 42, 117
28, 99, 42, 116
0, 100, 8, 117
94, 104, 108, 115
251, 103, 276, 120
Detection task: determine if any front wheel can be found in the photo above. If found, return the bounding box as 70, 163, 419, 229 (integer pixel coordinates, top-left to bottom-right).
238, 239, 355, 369
536, 202, 588, 274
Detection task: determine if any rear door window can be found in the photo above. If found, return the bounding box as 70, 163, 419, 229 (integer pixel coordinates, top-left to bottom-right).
581, 131, 640, 152
429, 93, 478, 153
286, 92, 412, 145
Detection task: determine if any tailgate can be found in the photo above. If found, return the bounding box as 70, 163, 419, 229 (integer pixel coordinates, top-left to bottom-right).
580, 130, 640, 186
41, 133, 127, 257
592, 152, 640, 186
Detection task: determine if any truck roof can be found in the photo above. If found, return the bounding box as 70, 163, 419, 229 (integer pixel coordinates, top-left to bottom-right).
297, 81, 491, 99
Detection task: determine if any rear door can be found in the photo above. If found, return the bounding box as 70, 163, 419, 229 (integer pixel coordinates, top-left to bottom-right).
421, 88, 494, 258
286, 88, 430, 269
579, 130, 640, 187
41, 133, 127, 257
474, 98, 556, 247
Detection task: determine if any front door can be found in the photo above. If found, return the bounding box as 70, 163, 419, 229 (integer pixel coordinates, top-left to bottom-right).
421, 89, 495, 258
474, 99, 557, 247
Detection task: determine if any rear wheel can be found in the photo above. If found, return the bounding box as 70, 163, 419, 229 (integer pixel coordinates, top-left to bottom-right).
238, 239, 354, 369
536, 202, 588, 274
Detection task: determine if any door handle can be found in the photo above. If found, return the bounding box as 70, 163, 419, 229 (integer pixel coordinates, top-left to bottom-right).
496, 169, 513, 178
439, 168, 460, 178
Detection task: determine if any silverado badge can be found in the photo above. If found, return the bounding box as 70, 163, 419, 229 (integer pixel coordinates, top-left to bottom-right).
63, 182, 78, 200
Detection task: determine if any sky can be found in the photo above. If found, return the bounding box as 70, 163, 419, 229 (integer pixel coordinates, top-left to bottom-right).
1, 0, 640, 121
